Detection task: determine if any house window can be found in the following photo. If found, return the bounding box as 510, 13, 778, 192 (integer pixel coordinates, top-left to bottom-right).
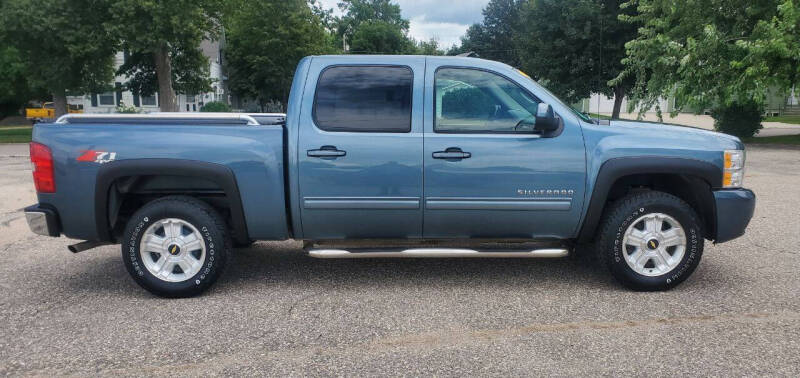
141, 95, 157, 106
98, 92, 115, 106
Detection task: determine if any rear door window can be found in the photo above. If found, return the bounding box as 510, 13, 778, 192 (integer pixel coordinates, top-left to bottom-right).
313, 66, 413, 133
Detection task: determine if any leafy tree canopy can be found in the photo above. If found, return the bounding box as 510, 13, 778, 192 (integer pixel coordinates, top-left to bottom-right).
0, 46, 37, 115
349, 21, 411, 54
108, 0, 225, 111
518, 0, 638, 117
225, 0, 333, 108
617, 0, 782, 116
735, 0, 800, 99
336, 0, 409, 40
457, 0, 524, 67
116, 46, 212, 97
0, 0, 117, 115
453, 0, 637, 118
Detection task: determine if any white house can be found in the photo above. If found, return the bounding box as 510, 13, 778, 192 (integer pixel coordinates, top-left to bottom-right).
67, 40, 227, 113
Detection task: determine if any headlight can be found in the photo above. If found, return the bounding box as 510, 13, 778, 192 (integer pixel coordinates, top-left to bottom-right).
723, 150, 745, 188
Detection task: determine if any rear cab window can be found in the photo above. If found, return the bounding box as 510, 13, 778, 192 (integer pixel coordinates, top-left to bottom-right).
313, 65, 413, 133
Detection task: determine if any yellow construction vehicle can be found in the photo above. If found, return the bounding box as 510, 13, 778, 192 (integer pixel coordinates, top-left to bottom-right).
25, 102, 83, 121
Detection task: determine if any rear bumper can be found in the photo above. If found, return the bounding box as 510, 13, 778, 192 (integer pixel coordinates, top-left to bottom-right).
24, 204, 61, 237
713, 189, 755, 243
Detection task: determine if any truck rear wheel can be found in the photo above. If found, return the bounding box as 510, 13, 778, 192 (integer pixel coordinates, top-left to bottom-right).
121, 196, 230, 298
596, 191, 704, 291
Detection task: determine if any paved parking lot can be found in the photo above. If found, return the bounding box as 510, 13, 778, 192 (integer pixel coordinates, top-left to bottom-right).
1, 143, 799, 376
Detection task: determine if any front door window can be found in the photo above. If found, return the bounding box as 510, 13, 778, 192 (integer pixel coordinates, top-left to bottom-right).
435, 68, 540, 134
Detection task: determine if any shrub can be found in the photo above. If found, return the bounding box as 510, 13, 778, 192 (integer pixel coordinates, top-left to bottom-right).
199, 101, 231, 112
710, 101, 764, 138
116, 102, 139, 114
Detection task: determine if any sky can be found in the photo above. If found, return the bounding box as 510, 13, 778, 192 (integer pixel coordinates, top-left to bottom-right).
316, 0, 491, 49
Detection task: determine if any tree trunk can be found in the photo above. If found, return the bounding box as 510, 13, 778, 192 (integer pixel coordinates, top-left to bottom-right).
611, 85, 625, 119
52, 89, 68, 119
154, 44, 178, 112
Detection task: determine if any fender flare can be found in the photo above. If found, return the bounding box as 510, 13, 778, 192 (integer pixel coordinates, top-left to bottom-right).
577, 156, 722, 242
95, 159, 249, 244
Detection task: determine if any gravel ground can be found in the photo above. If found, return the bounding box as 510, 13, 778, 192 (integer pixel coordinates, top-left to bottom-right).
0, 143, 798, 377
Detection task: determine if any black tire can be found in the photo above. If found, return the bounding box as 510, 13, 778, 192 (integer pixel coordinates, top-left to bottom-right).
121, 196, 231, 298
596, 190, 704, 291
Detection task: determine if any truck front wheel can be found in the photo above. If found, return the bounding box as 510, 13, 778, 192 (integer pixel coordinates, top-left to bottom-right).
121, 196, 231, 298
596, 191, 704, 291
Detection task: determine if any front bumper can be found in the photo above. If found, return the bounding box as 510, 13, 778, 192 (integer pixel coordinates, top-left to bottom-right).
713, 189, 756, 243
24, 204, 61, 237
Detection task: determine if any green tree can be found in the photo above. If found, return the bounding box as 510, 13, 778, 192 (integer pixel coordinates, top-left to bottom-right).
0, 45, 33, 117
115, 46, 213, 100
413, 38, 446, 55
349, 21, 411, 53
456, 0, 523, 67
618, 0, 781, 135
736, 0, 800, 101
108, 0, 224, 112
0, 0, 117, 117
517, 0, 638, 119
225, 0, 333, 109
336, 0, 409, 45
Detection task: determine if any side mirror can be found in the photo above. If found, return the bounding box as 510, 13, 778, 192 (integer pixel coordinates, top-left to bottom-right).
534, 103, 559, 133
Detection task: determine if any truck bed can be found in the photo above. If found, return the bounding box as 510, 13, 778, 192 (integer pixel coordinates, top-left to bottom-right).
32, 115, 289, 242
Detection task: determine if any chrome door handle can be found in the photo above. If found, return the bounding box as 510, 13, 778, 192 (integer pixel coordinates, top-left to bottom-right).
432, 147, 471, 160
307, 145, 346, 158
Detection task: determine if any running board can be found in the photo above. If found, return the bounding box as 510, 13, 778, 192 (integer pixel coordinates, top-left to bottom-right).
307, 248, 569, 259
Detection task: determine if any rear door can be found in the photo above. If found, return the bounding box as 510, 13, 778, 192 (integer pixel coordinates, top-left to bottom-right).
297, 57, 425, 239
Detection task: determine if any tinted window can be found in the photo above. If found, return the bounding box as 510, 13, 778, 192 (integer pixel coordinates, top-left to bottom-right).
435, 68, 540, 133
313, 66, 413, 132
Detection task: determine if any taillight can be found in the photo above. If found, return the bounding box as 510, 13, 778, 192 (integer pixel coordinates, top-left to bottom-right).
30, 142, 55, 193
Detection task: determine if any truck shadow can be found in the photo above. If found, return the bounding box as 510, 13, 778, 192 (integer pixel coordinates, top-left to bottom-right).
214, 241, 616, 292
61, 240, 731, 298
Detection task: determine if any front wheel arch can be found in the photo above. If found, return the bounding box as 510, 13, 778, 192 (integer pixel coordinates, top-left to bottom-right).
577, 157, 721, 243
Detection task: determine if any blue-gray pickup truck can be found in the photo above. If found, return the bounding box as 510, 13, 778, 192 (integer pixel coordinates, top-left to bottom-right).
25, 55, 755, 297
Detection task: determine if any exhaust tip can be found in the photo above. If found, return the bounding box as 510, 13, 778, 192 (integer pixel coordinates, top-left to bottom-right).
67, 240, 108, 253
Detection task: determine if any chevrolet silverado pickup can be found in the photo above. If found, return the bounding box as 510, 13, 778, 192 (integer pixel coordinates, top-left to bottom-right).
25, 55, 756, 297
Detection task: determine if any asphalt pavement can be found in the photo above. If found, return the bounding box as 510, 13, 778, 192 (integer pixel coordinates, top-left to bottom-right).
0, 143, 798, 376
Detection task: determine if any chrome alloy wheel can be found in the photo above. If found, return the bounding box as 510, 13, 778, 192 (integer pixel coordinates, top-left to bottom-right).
621, 213, 686, 277
139, 218, 206, 283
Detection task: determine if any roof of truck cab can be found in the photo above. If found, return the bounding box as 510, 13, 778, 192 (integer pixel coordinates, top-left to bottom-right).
311, 54, 514, 70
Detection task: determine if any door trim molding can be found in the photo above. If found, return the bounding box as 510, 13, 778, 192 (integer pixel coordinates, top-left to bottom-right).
425, 197, 571, 211
303, 197, 421, 210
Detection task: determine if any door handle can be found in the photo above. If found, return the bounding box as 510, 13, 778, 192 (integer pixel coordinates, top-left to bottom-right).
432, 147, 471, 160
307, 145, 346, 158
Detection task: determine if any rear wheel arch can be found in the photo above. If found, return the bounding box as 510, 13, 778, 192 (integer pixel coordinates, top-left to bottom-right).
578, 157, 721, 243
95, 159, 250, 244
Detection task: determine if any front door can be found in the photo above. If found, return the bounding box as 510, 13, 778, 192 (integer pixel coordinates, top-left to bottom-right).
423, 64, 587, 239
298, 58, 425, 239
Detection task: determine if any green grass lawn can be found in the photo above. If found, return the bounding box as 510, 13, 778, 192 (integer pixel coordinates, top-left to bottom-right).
764, 115, 800, 124
0, 126, 32, 143
743, 134, 800, 145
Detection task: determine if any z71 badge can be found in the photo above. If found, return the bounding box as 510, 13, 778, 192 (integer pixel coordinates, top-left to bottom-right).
77, 150, 117, 164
